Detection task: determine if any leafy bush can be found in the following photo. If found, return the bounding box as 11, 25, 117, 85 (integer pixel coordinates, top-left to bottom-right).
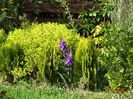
0, 23, 80, 83
0, 0, 23, 32
99, 0, 133, 90
0, 29, 6, 45
0, 23, 100, 90
74, 37, 98, 90
71, 0, 113, 37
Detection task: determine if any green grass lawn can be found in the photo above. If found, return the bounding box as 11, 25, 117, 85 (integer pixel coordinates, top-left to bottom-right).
0, 82, 133, 99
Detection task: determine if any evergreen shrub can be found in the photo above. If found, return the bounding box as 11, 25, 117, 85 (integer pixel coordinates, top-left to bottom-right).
0, 23, 80, 82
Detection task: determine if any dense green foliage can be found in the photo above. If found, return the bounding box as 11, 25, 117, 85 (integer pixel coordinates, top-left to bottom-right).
75, 38, 98, 90
0, 82, 133, 99
0, 0, 133, 96
0, 23, 100, 90
71, 0, 113, 37
0, 29, 6, 45
99, 0, 133, 90
0, 23, 80, 83
0, 0, 23, 32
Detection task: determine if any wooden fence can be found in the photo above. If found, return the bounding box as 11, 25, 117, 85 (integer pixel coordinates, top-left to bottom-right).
22, 2, 95, 14
21, 1, 101, 22
0, 0, 101, 22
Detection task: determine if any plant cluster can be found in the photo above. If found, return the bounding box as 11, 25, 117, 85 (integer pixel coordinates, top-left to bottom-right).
98, 0, 133, 91
72, 0, 113, 37
0, 23, 80, 83
0, 0, 133, 93
0, 29, 6, 46
0, 23, 101, 90
0, 0, 23, 33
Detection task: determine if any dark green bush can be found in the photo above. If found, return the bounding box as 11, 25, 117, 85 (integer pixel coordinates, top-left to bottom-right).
70, 0, 113, 37
0, 0, 23, 32
0, 29, 6, 45
99, 0, 133, 90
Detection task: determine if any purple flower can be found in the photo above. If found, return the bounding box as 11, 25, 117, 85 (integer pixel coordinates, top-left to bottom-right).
65, 55, 74, 66
60, 40, 67, 51
60, 39, 74, 66
64, 49, 70, 56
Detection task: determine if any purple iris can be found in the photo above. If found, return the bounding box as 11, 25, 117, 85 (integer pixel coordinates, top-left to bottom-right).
64, 49, 70, 56
60, 40, 67, 51
65, 55, 74, 66
60, 39, 74, 66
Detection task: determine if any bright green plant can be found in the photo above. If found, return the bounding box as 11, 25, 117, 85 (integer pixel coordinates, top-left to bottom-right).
75, 37, 98, 90
0, 23, 80, 83
0, 42, 25, 82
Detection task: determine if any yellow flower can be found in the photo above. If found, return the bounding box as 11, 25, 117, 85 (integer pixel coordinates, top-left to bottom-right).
9, 0, 13, 4
93, 25, 103, 37
1, 8, 8, 12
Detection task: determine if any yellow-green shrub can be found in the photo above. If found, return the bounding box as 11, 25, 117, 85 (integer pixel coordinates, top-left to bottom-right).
0, 29, 6, 45
0, 29, 7, 78
0, 23, 80, 82
75, 37, 98, 89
